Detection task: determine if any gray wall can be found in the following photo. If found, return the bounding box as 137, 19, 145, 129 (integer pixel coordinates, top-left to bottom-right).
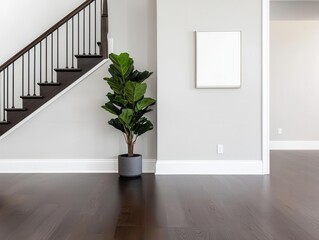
270, 2, 319, 141
0, 0, 157, 160
157, 0, 262, 160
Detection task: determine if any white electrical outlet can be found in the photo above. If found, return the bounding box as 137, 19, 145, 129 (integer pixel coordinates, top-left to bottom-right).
217, 144, 223, 154
278, 128, 283, 135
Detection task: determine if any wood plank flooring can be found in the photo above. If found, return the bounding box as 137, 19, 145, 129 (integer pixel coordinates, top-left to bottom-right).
0, 150, 319, 239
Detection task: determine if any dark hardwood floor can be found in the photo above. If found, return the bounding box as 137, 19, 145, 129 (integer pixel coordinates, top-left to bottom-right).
0, 150, 319, 239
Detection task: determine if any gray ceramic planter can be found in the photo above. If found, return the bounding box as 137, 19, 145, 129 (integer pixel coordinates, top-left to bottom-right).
118, 154, 142, 177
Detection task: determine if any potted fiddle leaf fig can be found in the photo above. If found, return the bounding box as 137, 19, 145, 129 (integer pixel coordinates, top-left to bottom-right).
102, 53, 156, 177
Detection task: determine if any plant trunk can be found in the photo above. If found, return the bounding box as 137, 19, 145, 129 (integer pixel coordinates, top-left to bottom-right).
128, 142, 134, 157
127, 133, 134, 157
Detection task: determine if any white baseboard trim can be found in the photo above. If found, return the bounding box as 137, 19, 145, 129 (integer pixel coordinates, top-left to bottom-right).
0, 159, 265, 175
270, 141, 319, 150
0, 59, 109, 141
0, 159, 156, 173
155, 160, 263, 175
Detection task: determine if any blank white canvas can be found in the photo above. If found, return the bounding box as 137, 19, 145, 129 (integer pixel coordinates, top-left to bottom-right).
196, 31, 241, 88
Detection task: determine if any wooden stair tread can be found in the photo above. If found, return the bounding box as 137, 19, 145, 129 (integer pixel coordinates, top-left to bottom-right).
54, 68, 82, 72
38, 82, 61, 86
5, 108, 27, 112
75, 54, 103, 58
21, 95, 44, 99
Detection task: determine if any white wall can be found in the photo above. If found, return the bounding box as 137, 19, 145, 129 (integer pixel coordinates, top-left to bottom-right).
0, 0, 157, 164
270, 2, 319, 149
157, 0, 262, 165
0, 0, 84, 65
270, 21, 319, 141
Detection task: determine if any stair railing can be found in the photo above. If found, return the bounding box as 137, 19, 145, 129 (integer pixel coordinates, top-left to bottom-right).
0, 0, 108, 123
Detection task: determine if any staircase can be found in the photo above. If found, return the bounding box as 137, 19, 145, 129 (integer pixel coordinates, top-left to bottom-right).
0, 0, 108, 136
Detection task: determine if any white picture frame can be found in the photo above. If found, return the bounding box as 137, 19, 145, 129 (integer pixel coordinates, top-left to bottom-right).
196, 31, 242, 88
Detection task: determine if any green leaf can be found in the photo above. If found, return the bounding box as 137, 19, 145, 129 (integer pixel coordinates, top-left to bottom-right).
108, 94, 128, 108
124, 64, 134, 79
124, 81, 146, 104
119, 109, 134, 127
129, 70, 153, 83
106, 77, 123, 94
108, 118, 125, 133
114, 95, 128, 107
109, 53, 120, 65
106, 92, 115, 101
135, 98, 156, 111
101, 102, 121, 115
109, 53, 133, 79
133, 108, 152, 123
133, 118, 154, 136
108, 64, 123, 80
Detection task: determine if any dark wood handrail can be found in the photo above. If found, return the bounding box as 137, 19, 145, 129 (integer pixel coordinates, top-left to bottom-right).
0, 0, 95, 72
101, 0, 108, 58
102, 0, 108, 17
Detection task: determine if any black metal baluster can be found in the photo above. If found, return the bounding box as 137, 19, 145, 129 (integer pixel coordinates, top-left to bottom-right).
83, 9, 86, 55
51, 34, 54, 82
28, 51, 30, 96
2, 71, 5, 121
72, 17, 74, 68
22, 55, 24, 96
57, 29, 59, 68
34, 46, 36, 96
12, 63, 15, 108
100, 0, 103, 45
94, 0, 97, 54
40, 42, 42, 83
6, 68, 9, 108
89, 4, 91, 55
66, 22, 69, 68
46, 38, 48, 83
78, 13, 80, 55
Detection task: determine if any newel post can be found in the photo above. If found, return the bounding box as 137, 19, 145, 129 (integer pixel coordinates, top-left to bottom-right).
101, 0, 109, 58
